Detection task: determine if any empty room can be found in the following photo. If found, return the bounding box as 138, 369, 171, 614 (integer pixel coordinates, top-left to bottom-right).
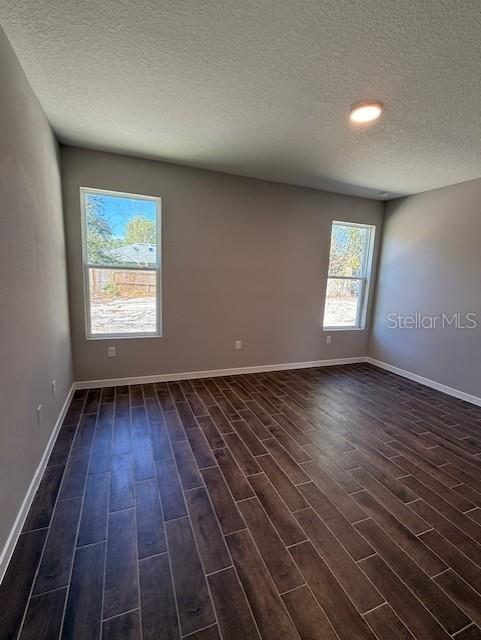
2, 1, 481, 639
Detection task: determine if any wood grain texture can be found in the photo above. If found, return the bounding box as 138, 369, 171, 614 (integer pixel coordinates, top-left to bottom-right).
62, 542, 106, 640
201, 465, 245, 534
0, 530, 47, 640
77, 472, 109, 546
88, 404, 113, 473
355, 518, 469, 633
103, 509, 138, 619
139, 554, 179, 640
282, 584, 338, 640
166, 516, 215, 635
237, 497, 304, 593
295, 507, 383, 613
7, 364, 481, 639
359, 554, 451, 640
102, 610, 141, 640
351, 489, 446, 576
185, 626, 221, 640
135, 478, 166, 559
213, 446, 255, 500
33, 497, 82, 594
186, 487, 231, 574
208, 567, 261, 639
22, 465, 64, 532
109, 453, 134, 511
156, 457, 187, 521
172, 439, 204, 490
226, 529, 301, 639
59, 445, 91, 500
249, 472, 307, 546
364, 604, 415, 640
19, 588, 67, 640
290, 541, 377, 640
257, 454, 308, 511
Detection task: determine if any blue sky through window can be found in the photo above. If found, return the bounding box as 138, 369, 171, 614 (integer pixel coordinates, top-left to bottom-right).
86, 192, 156, 239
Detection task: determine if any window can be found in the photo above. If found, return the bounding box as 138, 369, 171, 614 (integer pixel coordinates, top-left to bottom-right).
81, 187, 161, 338
323, 221, 375, 329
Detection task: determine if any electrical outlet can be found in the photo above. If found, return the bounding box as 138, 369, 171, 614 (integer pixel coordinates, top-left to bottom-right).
326, 335, 332, 344
52, 379, 56, 397
108, 346, 117, 357
234, 340, 242, 350
37, 405, 43, 425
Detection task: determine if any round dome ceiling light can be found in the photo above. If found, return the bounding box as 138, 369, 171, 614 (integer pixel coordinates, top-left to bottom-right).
349, 101, 384, 124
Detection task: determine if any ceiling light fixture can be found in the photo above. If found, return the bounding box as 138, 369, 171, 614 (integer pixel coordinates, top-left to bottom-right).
350, 101, 383, 124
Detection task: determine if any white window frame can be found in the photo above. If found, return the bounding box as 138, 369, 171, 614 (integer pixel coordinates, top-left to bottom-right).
323, 220, 375, 331
80, 187, 162, 340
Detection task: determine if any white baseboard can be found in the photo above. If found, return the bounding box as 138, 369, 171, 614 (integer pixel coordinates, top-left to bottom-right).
74, 356, 367, 389
0, 384, 75, 585
367, 357, 481, 407
2, 357, 363, 584
3, 355, 478, 584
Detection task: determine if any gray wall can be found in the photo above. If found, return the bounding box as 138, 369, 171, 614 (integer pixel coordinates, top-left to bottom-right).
370, 178, 481, 398
0, 29, 73, 556
61, 146, 383, 382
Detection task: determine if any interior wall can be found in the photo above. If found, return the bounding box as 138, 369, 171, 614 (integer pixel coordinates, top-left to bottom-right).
370, 178, 481, 398
0, 28, 73, 558
61, 146, 383, 382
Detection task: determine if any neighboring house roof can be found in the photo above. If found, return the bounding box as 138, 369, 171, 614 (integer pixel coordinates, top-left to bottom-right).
112, 243, 156, 265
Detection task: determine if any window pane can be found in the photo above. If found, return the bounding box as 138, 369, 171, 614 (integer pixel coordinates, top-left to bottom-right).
323, 277, 362, 327
84, 191, 158, 267
328, 224, 369, 277
88, 268, 157, 335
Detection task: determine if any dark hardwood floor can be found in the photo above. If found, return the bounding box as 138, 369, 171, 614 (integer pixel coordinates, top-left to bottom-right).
3, 363, 481, 639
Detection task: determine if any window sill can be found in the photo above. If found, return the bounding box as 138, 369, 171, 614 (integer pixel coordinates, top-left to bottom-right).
86, 333, 162, 341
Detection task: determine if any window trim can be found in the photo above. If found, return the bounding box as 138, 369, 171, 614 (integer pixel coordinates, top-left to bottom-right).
322, 220, 375, 331
80, 186, 162, 340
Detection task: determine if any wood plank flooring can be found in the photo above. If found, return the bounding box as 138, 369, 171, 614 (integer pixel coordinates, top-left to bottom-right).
3, 363, 481, 639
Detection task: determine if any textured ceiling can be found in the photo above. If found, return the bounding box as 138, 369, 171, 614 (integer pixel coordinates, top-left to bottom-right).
1, 1, 481, 199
